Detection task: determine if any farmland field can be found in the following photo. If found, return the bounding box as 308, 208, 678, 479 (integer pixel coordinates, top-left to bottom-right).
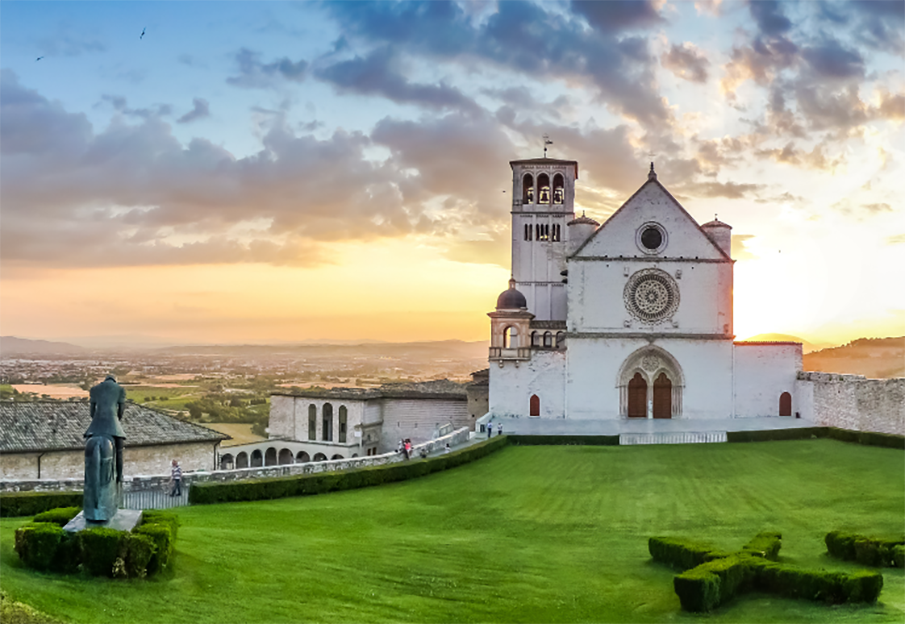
1, 439, 902, 623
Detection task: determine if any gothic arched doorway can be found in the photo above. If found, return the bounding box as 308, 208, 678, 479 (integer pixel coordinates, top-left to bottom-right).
627, 373, 647, 418
653, 373, 672, 419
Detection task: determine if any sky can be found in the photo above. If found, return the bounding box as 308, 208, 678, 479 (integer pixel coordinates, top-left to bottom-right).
1, 0, 903, 347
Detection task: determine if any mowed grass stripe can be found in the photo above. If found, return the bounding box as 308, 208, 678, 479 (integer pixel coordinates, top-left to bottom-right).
1, 439, 902, 623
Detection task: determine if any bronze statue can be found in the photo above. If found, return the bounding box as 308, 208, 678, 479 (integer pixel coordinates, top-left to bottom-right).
84, 375, 126, 522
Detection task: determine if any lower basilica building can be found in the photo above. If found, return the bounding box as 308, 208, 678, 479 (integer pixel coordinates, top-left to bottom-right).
487, 157, 802, 421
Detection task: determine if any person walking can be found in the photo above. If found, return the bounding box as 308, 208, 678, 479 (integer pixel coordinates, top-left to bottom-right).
487, 422, 493, 438
169, 459, 182, 497
497, 422, 503, 437
445, 443, 451, 454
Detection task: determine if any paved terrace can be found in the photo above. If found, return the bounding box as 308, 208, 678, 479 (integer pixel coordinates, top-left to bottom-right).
485, 416, 818, 436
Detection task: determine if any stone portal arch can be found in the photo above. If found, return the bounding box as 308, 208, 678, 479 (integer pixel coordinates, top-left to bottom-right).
617, 346, 684, 419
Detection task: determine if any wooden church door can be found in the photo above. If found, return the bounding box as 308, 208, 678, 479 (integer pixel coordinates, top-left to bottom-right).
627, 373, 647, 418
653, 373, 672, 419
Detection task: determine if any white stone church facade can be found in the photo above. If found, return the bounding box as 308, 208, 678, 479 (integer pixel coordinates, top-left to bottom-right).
488, 158, 802, 421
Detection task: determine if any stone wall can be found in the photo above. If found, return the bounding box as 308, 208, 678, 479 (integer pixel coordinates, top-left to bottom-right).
1, 427, 471, 493
797, 372, 904, 435
381, 399, 469, 451
0, 441, 219, 480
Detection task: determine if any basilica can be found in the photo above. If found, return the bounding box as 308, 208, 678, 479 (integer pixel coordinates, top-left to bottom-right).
488, 158, 803, 420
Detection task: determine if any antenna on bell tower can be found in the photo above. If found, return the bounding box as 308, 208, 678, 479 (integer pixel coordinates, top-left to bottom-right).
543, 134, 553, 158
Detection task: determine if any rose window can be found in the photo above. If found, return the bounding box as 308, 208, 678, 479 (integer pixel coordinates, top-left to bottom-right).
624, 269, 680, 323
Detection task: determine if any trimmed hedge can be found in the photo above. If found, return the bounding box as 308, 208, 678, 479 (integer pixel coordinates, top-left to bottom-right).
648, 536, 732, 571
32, 507, 80, 527
190, 435, 510, 505
826, 530, 905, 567
0, 491, 83, 518
726, 428, 824, 443
726, 427, 904, 449
13, 508, 178, 578
507, 435, 620, 446
652, 531, 883, 612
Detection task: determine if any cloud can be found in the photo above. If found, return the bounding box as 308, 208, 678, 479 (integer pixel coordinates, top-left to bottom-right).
831, 198, 893, 217
747, 0, 792, 37
886, 234, 905, 245
847, 0, 905, 52
861, 202, 892, 213
720, 34, 799, 96
661, 42, 711, 83
801, 37, 865, 80
731, 234, 757, 260
322, 1, 674, 128
754, 141, 842, 171
177, 98, 210, 124
100, 94, 172, 120
570, 0, 666, 32
226, 48, 308, 89
676, 180, 765, 199
315, 46, 482, 115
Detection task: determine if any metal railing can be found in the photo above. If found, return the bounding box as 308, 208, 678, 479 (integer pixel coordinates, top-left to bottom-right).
122, 486, 190, 510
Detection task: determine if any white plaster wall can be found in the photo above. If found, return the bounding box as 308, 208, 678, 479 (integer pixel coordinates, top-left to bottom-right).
271, 396, 366, 445
575, 182, 725, 261
733, 344, 802, 417
565, 338, 734, 419
489, 350, 566, 418
568, 260, 732, 335
382, 399, 468, 447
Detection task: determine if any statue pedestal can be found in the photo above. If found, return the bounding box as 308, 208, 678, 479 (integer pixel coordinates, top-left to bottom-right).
63, 509, 143, 533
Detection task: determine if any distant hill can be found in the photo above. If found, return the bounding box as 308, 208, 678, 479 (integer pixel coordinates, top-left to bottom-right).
803, 337, 905, 379
0, 336, 86, 356
739, 333, 832, 354
154, 339, 488, 359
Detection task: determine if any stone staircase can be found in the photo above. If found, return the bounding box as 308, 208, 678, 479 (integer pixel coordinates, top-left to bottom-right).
619, 431, 727, 445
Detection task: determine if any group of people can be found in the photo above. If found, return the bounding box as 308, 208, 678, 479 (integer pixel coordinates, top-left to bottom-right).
487, 422, 503, 438
398, 439, 454, 460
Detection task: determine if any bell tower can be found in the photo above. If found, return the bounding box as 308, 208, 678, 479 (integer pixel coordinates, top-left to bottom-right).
509, 157, 578, 321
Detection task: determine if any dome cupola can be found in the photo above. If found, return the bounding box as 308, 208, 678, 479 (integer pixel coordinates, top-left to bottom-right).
496, 278, 527, 310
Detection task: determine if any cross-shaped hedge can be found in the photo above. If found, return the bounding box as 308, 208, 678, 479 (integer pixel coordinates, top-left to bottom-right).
649, 531, 883, 612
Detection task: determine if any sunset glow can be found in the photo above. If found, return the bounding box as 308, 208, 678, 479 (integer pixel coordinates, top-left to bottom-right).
1, 1, 902, 347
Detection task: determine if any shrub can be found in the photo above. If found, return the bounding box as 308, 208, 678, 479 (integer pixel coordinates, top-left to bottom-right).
894, 545, 905, 568
826, 530, 904, 567
673, 555, 755, 612
32, 507, 80, 527
726, 428, 825, 443
52, 532, 82, 574
829, 429, 904, 450
741, 531, 782, 560
14, 523, 65, 571
0, 492, 83, 518
648, 536, 731, 572
122, 533, 157, 578
79, 528, 123, 576
133, 524, 173, 574
190, 435, 509, 505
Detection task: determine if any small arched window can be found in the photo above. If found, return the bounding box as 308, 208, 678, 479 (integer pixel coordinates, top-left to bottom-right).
503, 326, 518, 348
308, 404, 317, 440
338, 405, 348, 443
522, 173, 534, 204
553, 173, 564, 204
322, 403, 333, 441
555, 331, 565, 347
543, 331, 552, 347
537, 173, 551, 204
779, 392, 792, 417
530, 394, 540, 417
531, 331, 539, 347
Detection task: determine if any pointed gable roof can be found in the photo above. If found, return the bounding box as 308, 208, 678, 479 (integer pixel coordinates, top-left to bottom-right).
571, 174, 732, 261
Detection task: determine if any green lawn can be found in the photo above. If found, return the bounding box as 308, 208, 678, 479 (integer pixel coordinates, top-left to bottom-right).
1, 439, 903, 623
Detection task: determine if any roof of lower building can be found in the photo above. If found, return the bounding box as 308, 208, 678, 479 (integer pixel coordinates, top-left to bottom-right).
273, 379, 468, 401
0, 402, 229, 453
